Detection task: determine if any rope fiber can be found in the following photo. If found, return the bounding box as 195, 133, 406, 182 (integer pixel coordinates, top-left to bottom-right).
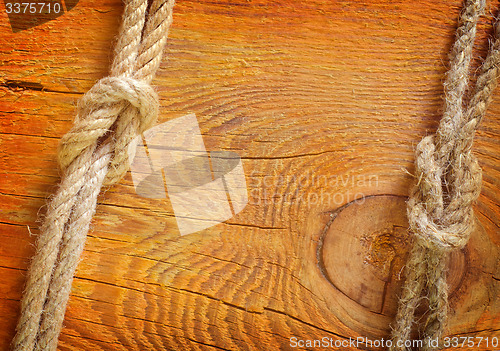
12, 1, 175, 350
391, 0, 500, 349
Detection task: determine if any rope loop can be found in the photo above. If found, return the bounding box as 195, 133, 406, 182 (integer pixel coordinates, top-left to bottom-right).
57, 75, 159, 184
407, 136, 482, 251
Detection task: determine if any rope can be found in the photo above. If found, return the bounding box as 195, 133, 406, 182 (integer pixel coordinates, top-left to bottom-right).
391, 0, 500, 349
12, 1, 175, 350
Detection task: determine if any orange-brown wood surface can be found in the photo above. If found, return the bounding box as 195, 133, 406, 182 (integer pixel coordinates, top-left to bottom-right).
0, 0, 499, 350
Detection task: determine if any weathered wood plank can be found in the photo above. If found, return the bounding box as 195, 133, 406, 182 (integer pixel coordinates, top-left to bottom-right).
0, 0, 498, 350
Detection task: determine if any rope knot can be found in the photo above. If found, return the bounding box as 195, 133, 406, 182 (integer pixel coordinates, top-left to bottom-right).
58, 76, 159, 185
407, 134, 483, 251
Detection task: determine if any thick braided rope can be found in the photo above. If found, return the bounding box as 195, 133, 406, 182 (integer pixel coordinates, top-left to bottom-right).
391, 1, 500, 350
12, 1, 175, 350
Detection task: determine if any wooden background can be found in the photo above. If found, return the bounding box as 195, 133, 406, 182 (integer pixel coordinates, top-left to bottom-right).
0, 0, 498, 350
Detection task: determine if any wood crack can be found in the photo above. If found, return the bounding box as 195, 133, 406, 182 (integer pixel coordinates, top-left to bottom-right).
0, 79, 83, 95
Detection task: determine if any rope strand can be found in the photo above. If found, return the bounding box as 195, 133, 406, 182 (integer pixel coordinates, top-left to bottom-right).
12, 1, 175, 350
391, 0, 500, 349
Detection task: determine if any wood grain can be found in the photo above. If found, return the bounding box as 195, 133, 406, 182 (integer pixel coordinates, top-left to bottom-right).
0, 0, 499, 350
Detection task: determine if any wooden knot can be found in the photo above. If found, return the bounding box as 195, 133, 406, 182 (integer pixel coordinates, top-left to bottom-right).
57, 76, 159, 185
318, 195, 467, 318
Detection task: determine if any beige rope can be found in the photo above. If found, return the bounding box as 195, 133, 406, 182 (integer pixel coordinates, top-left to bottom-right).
391, 0, 500, 349
12, 1, 175, 350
